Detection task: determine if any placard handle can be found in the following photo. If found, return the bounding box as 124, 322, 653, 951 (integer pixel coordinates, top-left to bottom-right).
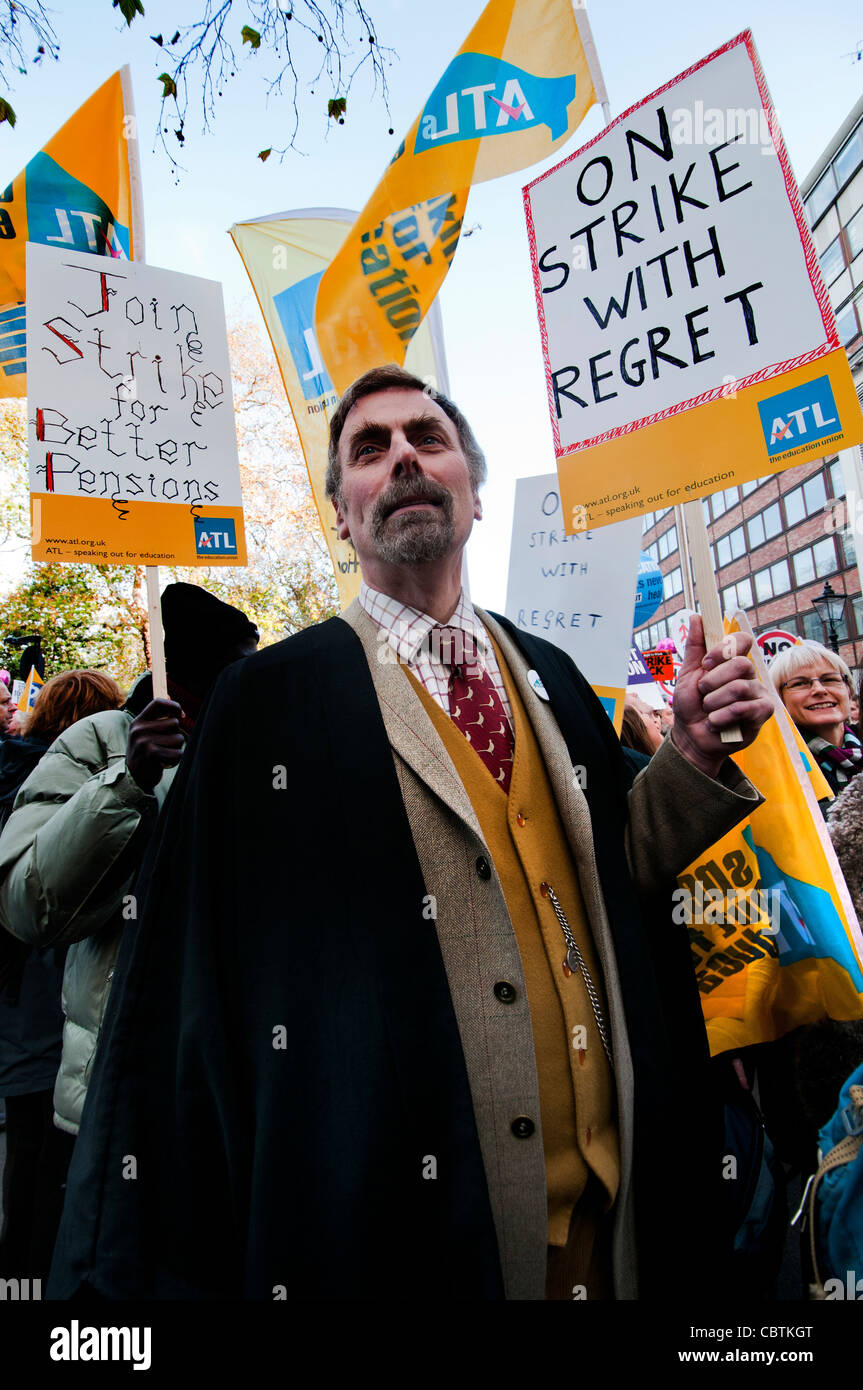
146, 566, 167, 699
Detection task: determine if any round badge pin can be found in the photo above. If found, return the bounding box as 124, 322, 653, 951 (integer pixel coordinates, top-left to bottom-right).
527, 669, 550, 701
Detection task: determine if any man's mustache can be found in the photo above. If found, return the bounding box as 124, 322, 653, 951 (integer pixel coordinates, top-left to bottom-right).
371, 476, 454, 529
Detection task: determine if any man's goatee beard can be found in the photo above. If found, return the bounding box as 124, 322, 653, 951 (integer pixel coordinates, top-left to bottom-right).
369, 477, 455, 564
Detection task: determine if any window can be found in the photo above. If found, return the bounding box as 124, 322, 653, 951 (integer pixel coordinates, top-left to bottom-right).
806, 167, 836, 225
835, 127, 863, 189
714, 525, 746, 568
784, 486, 805, 527
803, 606, 850, 642
711, 491, 729, 521
804, 473, 828, 514
741, 479, 760, 498
830, 458, 846, 497
837, 303, 861, 346
841, 528, 857, 567
722, 577, 752, 612
657, 524, 678, 561
820, 236, 846, 285
702, 497, 712, 524
801, 610, 824, 642
792, 537, 838, 586
666, 566, 683, 599
753, 558, 791, 603
784, 472, 828, 527
793, 548, 815, 586
813, 536, 838, 577
848, 206, 863, 261
747, 502, 782, 549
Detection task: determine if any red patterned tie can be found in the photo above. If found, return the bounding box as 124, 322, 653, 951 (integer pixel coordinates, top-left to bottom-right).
431, 625, 514, 793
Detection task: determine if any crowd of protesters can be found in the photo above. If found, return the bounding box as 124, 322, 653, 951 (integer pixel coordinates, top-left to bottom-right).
0, 583, 258, 1285
621, 635, 863, 1298
1, 597, 862, 1302
0, 378, 861, 1304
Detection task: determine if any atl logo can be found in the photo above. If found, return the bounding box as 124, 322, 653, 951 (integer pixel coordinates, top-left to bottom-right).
413, 54, 576, 154
194, 518, 237, 555
757, 375, 841, 458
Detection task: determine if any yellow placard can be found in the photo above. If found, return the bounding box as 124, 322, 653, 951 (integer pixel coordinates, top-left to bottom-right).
31, 496, 247, 567
558, 348, 863, 531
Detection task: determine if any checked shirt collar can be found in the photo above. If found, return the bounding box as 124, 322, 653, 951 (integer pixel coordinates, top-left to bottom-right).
359, 582, 512, 722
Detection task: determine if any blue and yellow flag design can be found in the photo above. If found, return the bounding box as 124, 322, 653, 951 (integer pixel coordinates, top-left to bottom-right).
315, 0, 606, 393
230, 209, 449, 608
0, 69, 137, 397
679, 613, 863, 1056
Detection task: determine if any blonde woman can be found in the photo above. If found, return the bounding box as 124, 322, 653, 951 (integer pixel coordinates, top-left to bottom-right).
771, 641, 861, 797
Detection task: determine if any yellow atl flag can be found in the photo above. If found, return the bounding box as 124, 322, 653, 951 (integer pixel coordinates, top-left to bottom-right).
0, 68, 138, 398
17, 665, 43, 712
315, 0, 606, 393
679, 612, 863, 1056
230, 210, 449, 608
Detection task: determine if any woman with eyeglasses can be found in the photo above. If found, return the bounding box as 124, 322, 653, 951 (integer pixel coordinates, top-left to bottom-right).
770, 640, 862, 798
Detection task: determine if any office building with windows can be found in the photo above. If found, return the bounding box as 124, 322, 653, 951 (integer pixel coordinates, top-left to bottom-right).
635, 96, 863, 669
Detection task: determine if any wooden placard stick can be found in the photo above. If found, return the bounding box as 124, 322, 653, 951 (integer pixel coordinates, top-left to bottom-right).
120, 68, 168, 702
146, 566, 168, 699
683, 499, 742, 745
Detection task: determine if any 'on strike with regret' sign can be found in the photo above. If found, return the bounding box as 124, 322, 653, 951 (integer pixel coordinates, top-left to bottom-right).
27, 244, 246, 565
523, 31, 863, 532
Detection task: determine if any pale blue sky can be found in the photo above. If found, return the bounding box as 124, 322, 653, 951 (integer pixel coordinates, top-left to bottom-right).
2, 0, 862, 606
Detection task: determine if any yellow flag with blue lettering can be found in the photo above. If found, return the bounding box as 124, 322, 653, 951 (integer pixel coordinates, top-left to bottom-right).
230, 210, 448, 609
315, 0, 606, 393
679, 612, 863, 1056
0, 69, 137, 398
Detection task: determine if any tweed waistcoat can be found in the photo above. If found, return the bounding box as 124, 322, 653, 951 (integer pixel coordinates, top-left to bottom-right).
407, 639, 619, 1245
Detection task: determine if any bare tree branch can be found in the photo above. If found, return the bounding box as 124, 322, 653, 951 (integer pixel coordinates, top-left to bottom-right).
0, 0, 60, 118
152, 1, 394, 170
0, 3, 393, 164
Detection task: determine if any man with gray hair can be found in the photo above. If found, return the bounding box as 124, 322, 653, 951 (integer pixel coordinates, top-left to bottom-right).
51, 364, 773, 1303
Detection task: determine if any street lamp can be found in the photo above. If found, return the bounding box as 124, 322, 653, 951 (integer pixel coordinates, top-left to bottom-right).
812, 581, 847, 654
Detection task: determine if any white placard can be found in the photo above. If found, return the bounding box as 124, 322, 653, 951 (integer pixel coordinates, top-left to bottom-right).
525, 35, 829, 455
504, 474, 642, 720
26, 243, 245, 566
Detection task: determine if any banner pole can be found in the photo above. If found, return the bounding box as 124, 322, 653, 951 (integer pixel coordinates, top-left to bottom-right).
146, 567, 168, 699
571, 2, 609, 117
120, 65, 145, 263
120, 64, 166, 698
674, 503, 697, 611
684, 499, 741, 744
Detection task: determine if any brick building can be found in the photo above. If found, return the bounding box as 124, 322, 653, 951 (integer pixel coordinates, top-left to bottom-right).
635, 95, 863, 671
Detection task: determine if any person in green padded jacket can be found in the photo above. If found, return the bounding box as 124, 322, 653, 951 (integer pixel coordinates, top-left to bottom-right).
0, 583, 258, 1137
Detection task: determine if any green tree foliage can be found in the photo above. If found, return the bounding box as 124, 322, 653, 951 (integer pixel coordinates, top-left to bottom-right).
0, 564, 141, 682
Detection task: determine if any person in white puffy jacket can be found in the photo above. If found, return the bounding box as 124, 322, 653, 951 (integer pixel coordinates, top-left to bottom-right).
0, 583, 258, 1134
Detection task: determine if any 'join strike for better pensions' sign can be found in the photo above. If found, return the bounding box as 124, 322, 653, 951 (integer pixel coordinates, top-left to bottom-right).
26, 244, 246, 565
523, 30, 863, 532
